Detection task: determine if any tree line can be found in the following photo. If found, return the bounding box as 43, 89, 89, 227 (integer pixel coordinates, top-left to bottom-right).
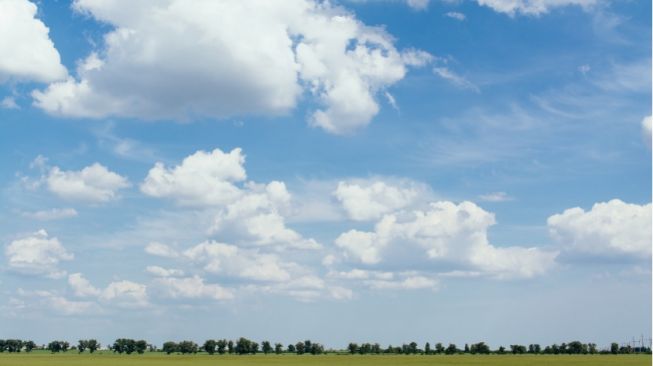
0, 338, 649, 355
163, 338, 325, 355
345, 341, 650, 355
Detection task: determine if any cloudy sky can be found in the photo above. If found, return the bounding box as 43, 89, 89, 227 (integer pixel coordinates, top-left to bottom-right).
0, 0, 651, 349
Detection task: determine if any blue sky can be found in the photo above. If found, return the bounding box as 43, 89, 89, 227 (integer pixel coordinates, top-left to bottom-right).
0, 0, 651, 349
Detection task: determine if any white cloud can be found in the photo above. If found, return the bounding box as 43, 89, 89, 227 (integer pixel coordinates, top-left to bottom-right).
328, 286, 354, 300
68, 273, 101, 297
445, 11, 466, 20
0, 0, 67, 83
183, 241, 293, 282
32, 0, 429, 134
5, 230, 73, 278
65, 273, 149, 308
367, 275, 438, 290
642, 115, 651, 148
335, 228, 383, 264
1, 96, 19, 109
335, 201, 558, 278
48, 295, 96, 315
21, 208, 78, 221
154, 275, 234, 301
46, 163, 130, 203
384, 91, 398, 111
478, 191, 513, 202
401, 49, 435, 67
144, 242, 179, 258
406, 0, 430, 10
141, 148, 246, 206
141, 148, 319, 250
548, 199, 652, 258
328, 268, 437, 291
578, 64, 591, 75
211, 183, 320, 249
433, 67, 480, 92
334, 179, 430, 221
475, 0, 597, 16
100, 280, 149, 308
18, 289, 95, 315
145, 265, 184, 277
251, 274, 337, 302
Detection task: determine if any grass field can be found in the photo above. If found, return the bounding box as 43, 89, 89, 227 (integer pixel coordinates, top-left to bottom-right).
0, 353, 650, 366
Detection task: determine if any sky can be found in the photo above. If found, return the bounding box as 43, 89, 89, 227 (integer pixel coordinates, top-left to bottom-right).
0, 0, 651, 350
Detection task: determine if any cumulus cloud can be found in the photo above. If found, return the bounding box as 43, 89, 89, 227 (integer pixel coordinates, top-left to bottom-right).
475, 0, 597, 16
335, 201, 558, 278
17, 289, 96, 315
21, 208, 78, 221
143, 239, 341, 302
642, 115, 652, 148
250, 274, 342, 302
32, 0, 430, 134
141, 148, 246, 206
334, 178, 431, 221
68, 273, 101, 297
144, 242, 179, 258
46, 163, 130, 203
154, 275, 234, 301
67, 273, 149, 308
0, 0, 67, 83
5, 230, 73, 278
99, 280, 149, 308
145, 265, 184, 277
183, 241, 293, 282
142, 148, 320, 250
548, 199, 652, 258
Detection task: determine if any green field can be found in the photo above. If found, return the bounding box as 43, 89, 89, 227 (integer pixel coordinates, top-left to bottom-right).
0, 353, 650, 366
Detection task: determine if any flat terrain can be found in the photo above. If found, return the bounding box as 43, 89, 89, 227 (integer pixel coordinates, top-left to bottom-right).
0, 354, 650, 366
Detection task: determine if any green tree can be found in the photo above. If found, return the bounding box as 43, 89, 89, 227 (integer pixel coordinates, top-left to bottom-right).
310, 342, 324, 355
24, 341, 36, 353
78, 340, 87, 353
470, 342, 490, 354
235, 337, 252, 355
87, 340, 99, 353
135, 340, 147, 354
434, 342, 444, 354
261, 341, 272, 354
216, 339, 227, 354
178, 341, 198, 354
162, 342, 178, 354
295, 341, 305, 355
274, 343, 283, 354
203, 340, 216, 355
610, 343, 619, 355
510, 345, 526, 354
445, 344, 458, 355
347, 343, 358, 354
287, 344, 296, 353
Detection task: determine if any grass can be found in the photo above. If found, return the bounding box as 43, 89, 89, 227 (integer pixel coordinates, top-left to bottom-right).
0, 353, 650, 366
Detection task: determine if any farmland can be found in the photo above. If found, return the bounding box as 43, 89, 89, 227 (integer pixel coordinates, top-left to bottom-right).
0, 353, 650, 366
